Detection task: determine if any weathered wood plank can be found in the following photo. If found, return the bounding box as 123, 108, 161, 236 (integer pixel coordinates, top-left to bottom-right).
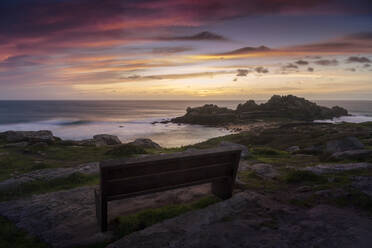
96, 147, 242, 232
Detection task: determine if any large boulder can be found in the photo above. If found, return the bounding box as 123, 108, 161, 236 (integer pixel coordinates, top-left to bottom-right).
0, 130, 57, 143
329, 149, 372, 161
250, 163, 279, 179
93, 134, 121, 146
127, 138, 161, 149
219, 141, 250, 158
325, 136, 364, 153
302, 162, 372, 174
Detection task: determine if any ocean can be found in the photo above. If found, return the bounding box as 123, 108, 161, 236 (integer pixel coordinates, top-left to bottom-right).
0, 100, 371, 148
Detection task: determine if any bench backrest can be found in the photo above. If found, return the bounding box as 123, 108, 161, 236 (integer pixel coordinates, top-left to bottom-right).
99, 147, 241, 201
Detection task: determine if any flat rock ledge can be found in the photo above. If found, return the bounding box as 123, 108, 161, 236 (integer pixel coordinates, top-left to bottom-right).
0, 162, 99, 191
301, 163, 372, 175
108, 191, 372, 248
0, 184, 210, 248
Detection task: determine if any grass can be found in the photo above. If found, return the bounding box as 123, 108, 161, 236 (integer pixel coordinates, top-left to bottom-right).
113, 196, 220, 237
105, 144, 147, 157
0, 216, 48, 248
284, 170, 327, 184
0, 172, 99, 202
0, 143, 154, 181
238, 170, 284, 193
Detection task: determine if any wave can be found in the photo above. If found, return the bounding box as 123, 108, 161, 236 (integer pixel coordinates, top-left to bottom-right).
41, 119, 95, 126
315, 114, 372, 124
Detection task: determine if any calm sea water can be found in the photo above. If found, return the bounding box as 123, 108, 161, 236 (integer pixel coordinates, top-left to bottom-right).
0, 100, 371, 147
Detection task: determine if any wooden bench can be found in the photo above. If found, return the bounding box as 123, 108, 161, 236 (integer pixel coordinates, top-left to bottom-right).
95, 146, 241, 232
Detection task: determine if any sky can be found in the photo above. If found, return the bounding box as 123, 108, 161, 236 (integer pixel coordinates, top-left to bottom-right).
0, 0, 372, 100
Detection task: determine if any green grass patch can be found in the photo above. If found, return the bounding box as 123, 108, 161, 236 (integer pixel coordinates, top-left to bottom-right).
105, 144, 147, 157
0, 216, 48, 248
113, 196, 220, 237
252, 147, 287, 156
238, 170, 284, 192
0, 172, 99, 202
284, 170, 327, 184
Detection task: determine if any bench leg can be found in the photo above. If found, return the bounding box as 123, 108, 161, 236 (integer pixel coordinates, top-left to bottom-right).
95, 190, 108, 232
212, 178, 233, 200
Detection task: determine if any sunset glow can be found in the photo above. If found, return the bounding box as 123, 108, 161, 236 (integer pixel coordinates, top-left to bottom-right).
0, 0, 371, 100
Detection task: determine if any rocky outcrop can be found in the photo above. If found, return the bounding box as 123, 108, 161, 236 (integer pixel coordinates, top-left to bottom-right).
287, 146, 300, 153
172, 104, 236, 125
329, 149, 372, 161
0, 184, 211, 248
250, 163, 279, 179
325, 136, 364, 153
172, 95, 348, 126
0, 130, 58, 144
0, 162, 99, 191
301, 162, 372, 174
127, 138, 161, 149
108, 191, 372, 248
352, 176, 372, 197
93, 134, 121, 146
219, 141, 250, 158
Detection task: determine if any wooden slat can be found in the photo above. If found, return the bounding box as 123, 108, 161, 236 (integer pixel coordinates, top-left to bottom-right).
101, 153, 235, 180
104, 162, 233, 196
106, 177, 226, 201
100, 146, 241, 168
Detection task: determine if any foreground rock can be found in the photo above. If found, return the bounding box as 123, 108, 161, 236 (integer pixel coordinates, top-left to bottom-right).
325, 136, 364, 153
93, 134, 122, 146
172, 95, 348, 125
0, 162, 99, 191
301, 162, 372, 174
127, 138, 161, 149
219, 141, 250, 158
0, 130, 58, 144
0, 184, 211, 248
250, 163, 279, 179
108, 191, 372, 248
352, 176, 372, 197
329, 149, 372, 160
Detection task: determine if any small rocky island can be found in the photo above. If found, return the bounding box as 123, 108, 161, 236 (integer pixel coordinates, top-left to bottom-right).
172, 95, 348, 126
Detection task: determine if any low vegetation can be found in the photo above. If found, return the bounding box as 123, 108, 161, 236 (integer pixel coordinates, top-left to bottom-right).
0, 217, 48, 248
113, 196, 220, 238
0, 173, 99, 202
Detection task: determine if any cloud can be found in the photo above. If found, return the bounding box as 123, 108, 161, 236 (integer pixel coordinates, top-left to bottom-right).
220, 46, 271, 56
346, 68, 356, 72
255, 67, 269, 73
364, 64, 371, 68
261, 87, 300, 92
158, 31, 227, 41
307, 67, 314, 72
345, 32, 372, 40
151, 47, 192, 54
295, 60, 309, 65
0, 55, 42, 67
119, 70, 234, 82
236, 69, 250, 76
346, 56, 371, 63
314, 59, 339, 66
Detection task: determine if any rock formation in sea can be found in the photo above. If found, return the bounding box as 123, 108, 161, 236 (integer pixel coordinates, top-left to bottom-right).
172, 95, 348, 125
